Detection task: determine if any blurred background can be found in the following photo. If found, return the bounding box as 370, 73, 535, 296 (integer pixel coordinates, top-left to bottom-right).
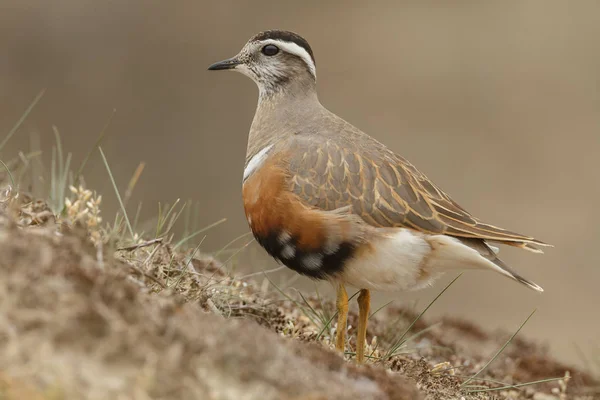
1, 1, 598, 370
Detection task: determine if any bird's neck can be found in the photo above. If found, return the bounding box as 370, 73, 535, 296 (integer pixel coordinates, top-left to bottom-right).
246, 85, 321, 163
257, 73, 316, 100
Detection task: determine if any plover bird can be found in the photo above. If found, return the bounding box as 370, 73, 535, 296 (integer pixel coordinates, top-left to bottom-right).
208, 30, 549, 363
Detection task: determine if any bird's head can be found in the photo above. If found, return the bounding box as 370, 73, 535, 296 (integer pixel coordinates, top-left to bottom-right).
208, 30, 316, 98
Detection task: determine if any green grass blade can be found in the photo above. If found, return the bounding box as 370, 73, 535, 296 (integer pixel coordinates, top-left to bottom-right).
370, 300, 394, 320
0, 159, 15, 188
174, 217, 227, 249
263, 273, 320, 327
48, 127, 72, 214
172, 236, 207, 288
315, 290, 360, 341
313, 284, 333, 324
389, 322, 441, 357
297, 291, 325, 325
123, 162, 145, 207
0, 89, 45, 152
315, 312, 339, 341
58, 153, 72, 214
50, 147, 57, 210
454, 375, 519, 389
156, 199, 181, 236
52, 127, 64, 187
163, 201, 187, 236
220, 238, 254, 275
185, 237, 207, 265
155, 202, 163, 238
75, 108, 116, 184
15, 151, 39, 186
462, 309, 537, 387
99, 147, 134, 239
385, 274, 462, 359
182, 199, 192, 238
465, 377, 563, 393
214, 231, 253, 258
132, 202, 143, 233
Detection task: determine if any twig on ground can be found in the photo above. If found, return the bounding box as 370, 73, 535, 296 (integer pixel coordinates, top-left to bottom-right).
128, 264, 166, 289
118, 238, 163, 251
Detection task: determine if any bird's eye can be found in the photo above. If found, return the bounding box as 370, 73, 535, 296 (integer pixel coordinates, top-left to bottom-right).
262, 45, 279, 56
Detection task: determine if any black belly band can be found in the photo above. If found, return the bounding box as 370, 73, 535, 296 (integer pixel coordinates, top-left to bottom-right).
253, 231, 356, 279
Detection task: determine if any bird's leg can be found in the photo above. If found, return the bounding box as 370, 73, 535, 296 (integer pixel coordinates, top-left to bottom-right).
335, 283, 348, 354
356, 288, 371, 363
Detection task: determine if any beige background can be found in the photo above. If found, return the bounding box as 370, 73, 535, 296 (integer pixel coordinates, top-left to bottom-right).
1, 1, 599, 370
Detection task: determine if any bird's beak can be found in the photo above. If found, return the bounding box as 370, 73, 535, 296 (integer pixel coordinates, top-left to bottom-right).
207, 56, 242, 71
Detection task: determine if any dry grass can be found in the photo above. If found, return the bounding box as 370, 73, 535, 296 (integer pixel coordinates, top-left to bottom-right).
0, 127, 597, 399
0, 192, 420, 400
0, 188, 596, 400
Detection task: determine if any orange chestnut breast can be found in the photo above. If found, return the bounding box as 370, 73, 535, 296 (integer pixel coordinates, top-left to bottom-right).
242, 156, 356, 279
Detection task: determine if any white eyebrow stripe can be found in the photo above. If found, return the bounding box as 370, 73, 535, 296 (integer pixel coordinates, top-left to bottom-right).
243, 144, 273, 182
261, 39, 316, 79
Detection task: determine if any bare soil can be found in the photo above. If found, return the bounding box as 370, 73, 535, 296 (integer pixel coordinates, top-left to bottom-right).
0, 195, 597, 400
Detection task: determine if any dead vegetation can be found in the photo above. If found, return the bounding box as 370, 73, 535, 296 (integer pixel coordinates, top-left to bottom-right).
0, 97, 597, 399
0, 194, 422, 400
0, 184, 596, 400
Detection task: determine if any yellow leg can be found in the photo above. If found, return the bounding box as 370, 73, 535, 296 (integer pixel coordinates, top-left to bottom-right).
356, 289, 371, 363
335, 283, 348, 353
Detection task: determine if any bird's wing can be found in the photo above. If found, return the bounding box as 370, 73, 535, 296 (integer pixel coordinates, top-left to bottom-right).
286, 136, 549, 251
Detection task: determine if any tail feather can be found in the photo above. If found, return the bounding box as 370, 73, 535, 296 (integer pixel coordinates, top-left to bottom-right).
457, 238, 544, 292
441, 216, 553, 250
488, 257, 544, 292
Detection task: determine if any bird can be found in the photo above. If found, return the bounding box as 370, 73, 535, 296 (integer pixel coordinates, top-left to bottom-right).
208, 30, 550, 364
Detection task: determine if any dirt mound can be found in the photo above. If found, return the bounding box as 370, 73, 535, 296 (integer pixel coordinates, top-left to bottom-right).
0, 192, 596, 399
0, 212, 418, 400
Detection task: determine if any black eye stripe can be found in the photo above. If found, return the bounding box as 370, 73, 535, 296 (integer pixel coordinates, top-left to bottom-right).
262, 44, 279, 56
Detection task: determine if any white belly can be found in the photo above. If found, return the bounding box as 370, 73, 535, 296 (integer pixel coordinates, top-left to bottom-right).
337, 229, 431, 291
337, 229, 490, 292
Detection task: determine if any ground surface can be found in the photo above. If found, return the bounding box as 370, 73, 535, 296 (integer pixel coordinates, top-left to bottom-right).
0, 192, 597, 400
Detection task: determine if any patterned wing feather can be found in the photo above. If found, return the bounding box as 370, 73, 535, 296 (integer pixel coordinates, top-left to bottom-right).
287, 136, 549, 249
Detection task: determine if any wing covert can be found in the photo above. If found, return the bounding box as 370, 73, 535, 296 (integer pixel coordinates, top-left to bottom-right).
286, 135, 548, 248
